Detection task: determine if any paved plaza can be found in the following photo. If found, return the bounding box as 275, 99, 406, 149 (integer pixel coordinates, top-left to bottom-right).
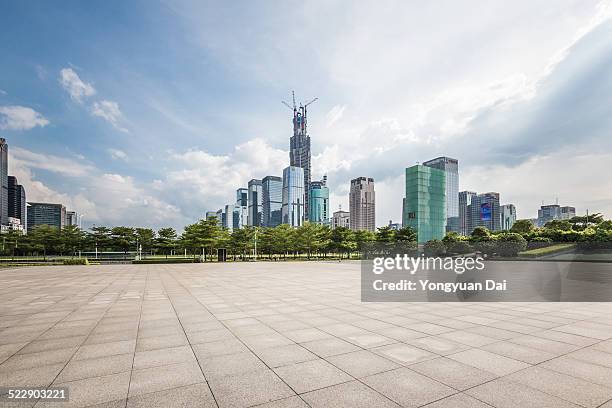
1, 262, 612, 408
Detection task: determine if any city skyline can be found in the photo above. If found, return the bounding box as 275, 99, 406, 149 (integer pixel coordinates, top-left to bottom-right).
1, 2, 612, 230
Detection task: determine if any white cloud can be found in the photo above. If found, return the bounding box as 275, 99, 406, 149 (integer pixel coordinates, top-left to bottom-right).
59, 67, 96, 102
0, 106, 49, 130
11, 147, 93, 177
91, 100, 128, 132
0, 89, 7, 95
108, 148, 128, 161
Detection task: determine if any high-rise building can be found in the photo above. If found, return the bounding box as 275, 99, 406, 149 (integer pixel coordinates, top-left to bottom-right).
459, 191, 477, 235
236, 188, 248, 207
205, 211, 218, 221
309, 176, 329, 225
26, 202, 66, 232
262, 176, 283, 227
66, 211, 78, 227
500, 204, 517, 230
423, 157, 458, 233
469, 192, 501, 232
7, 175, 26, 229
281, 166, 305, 227
247, 179, 263, 226
403, 165, 446, 243
288, 95, 314, 220
215, 208, 224, 227
332, 210, 350, 229
537, 204, 575, 227
0, 139, 8, 226
349, 177, 375, 231
388, 221, 402, 230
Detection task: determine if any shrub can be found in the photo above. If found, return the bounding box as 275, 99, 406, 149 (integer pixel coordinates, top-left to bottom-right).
470, 226, 491, 242
424, 240, 446, 257
446, 241, 473, 255
527, 236, 552, 250
473, 240, 497, 256
63, 258, 89, 265
495, 233, 527, 257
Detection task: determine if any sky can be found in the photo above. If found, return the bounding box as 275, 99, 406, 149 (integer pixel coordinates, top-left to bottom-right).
1, 0, 612, 231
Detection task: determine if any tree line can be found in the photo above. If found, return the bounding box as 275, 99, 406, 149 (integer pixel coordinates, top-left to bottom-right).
3, 213, 609, 258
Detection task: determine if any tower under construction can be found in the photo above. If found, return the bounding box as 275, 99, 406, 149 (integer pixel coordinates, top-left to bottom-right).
283, 92, 317, 220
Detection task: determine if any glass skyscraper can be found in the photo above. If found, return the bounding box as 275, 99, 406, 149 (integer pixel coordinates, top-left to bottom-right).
262, 176, 283, 227
501, 204, 517, 230
423, 156, 458, 233
0, 139, 8, 226
289, 98, 313, 220
309, 176, 329, 225
403, 165, 446, 244
8, 175, 26, 228
469, 192, 501, 232
281, 166, 305, 227
26, 202, 66, 232
247, 179, 262, 226
236, 188, 248, 207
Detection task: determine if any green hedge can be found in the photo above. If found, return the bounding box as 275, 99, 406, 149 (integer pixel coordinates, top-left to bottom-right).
132, 258, 201, 264
63, 258, 89, 265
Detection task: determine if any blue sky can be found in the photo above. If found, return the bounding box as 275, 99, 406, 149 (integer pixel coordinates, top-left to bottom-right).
1, 0, 612, 230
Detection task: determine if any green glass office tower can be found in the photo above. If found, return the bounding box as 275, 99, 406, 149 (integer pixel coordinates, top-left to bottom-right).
403, 165, 446, 244
309, 176, 329, 225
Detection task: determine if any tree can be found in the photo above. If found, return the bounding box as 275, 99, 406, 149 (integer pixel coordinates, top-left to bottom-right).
470, 226, 491, 242
229, 226, 255, 260
61, 225, 85, 256
270, 224, 293, 258
543, 220, 572, 231
510, 219, 534, 234
376, 226, 396, 243
88, 226, 112, 252
135, 228, 155, 253
424, 239, 446, 257
353, 230, 376, 252
395, 227, 417, 243
29, 224, 60, 256
156, 227, 177, 255
329, 227, 356, 259
294, 222, 325, 259
111, 227, 136, 254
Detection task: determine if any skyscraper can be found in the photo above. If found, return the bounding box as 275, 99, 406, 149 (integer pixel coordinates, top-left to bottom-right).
501, 204, 517, 230
309, 176, 329, 225
469, 192, 501, 232
236, 188, 248, 207
26, 202, 66, 232
423, 157, 458, 233
281, 166, 305, 227
403, 165, 446, 243
247, 179, 263, 226
537, 204, 575, 227
349, 177, 375, 231
459, 191, 477, 235
0, 139, 8, 226
287, 93, 316, 220
8, 175, 26, 228
262, 176, 283, 227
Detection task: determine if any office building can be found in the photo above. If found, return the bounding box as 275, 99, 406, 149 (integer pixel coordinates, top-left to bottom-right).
236, 188, 248, 207
0, 139, 7, 226
332, 210, 350, 229
262, 176, 283, 227
66, 211, 78, 227
7, 175, 26, 229
247, 179, 263, 226
26, 202, 66, 232
215, 208, 224, 227
205, 211, 218, 221
501, 204, 517, 230
537, 204, 576, 227
469, 192, 501, 232
309, 175, 329, 225
281, 166, 305, 227
288, 97, 313, 220
403, 165, 446, 243
349, 177, 375, 231
423, 157, 459, 233
1, 217, 25, 233
459, 191, 477, 235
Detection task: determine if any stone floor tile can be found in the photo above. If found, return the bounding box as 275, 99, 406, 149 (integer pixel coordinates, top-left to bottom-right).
410, 357, 497, 390
273, 359, 352, 394
466, 378, 581, 408
301, 380, 400, 408
126, 382, 216, 408
447, 348, 530, 376
327, 349, 400, 378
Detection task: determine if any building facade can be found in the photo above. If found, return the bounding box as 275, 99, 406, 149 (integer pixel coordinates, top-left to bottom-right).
332, 210, 350, 229
247, 179, 263, 226
7, 175, 26, 229
537, 204, 576, 227
500, 204, 517, 231
469, 192, 501, 232
26, 202, 66, 232
262, 176, 283, 227
349, 177, 375, 231
0, 139, 8, 226
403, 165, 446, 243
289, 101, 312, 220
309, 176, 329, 225
423, 157, 458, 233
281, 166, 305, 227
66, 211, 78, 227
459, 191, 477, 235
236, 188, 248, 207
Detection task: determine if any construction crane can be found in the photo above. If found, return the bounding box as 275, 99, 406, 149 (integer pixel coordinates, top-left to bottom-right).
281, 91, 297, 111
